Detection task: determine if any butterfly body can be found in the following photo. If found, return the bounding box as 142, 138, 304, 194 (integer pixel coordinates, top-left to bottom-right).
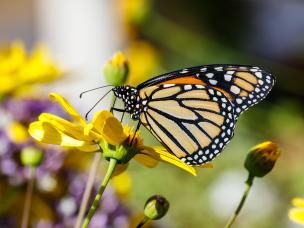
112, 64, 275, 165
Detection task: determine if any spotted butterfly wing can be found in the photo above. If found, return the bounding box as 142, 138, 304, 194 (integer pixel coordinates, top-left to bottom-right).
138, 84, 236, 165
113, 64, 275, 165
138, 64, 276, 119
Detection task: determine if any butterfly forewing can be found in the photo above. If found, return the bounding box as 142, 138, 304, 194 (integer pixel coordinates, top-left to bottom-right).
139, 84, 236, 165
138, 64, 276, 119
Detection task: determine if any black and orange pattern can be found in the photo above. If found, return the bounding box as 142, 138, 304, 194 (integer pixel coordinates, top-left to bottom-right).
112, 64, 275, 165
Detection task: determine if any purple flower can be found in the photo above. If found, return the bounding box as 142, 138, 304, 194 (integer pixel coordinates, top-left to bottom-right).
3, 98, 67, 125
0, 97, 66, 185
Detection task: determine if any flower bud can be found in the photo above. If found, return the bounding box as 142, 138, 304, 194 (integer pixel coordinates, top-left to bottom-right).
20, 147, 44, 167
101, 140, 138, 164
144, 195, 169, 220
103, 52, 129, 86
244, 141, 280, 177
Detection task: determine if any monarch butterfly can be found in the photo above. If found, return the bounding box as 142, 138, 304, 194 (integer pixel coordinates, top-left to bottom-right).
92, 64, 275, 166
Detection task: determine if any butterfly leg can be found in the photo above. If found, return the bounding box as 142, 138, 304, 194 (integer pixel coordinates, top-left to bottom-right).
110, 97, 117, 113
130, 121, 141, 145
120, 111, 126, 122
110, 107, 126, 123
111, 107, 125, 112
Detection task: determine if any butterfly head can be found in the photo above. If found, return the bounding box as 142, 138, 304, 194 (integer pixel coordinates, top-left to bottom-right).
113, 86, 142, 120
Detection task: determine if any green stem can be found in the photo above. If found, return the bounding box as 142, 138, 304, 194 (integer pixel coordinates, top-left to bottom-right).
21, 167, 35, 228
136, 216, 150, 228
224, 173, 254, 228
82, 158, 117, 228
75, 153, 101, 228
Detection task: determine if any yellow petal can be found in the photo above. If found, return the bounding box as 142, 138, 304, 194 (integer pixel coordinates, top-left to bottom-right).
0, 41, 26, 74
289, 208, 304, 225
292, 198, 304, 208
49, 93, 86, 126
6, 121, 29, 143
0, 75, 21, 94
39, 113, 95, 142
83, 123, 103, 140
134, 153, 158, 168
91, 110, 113, 128
94, 111, 127, 145
111, 170, 131, 197
144, 146, 196, 176
29, 121, 93, 149
19, 44, 60, 83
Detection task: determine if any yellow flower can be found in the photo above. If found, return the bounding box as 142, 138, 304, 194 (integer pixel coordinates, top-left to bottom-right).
289, 197, 304, 226
28, 93, 196, 176
0, 41, 61, 96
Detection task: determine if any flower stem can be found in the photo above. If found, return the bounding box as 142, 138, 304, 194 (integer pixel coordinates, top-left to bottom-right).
224, 173, 254, 228
21, 167, 35, 228
75, 153, 101, 228
82, 158, 117, 228
136, 216, 150, 228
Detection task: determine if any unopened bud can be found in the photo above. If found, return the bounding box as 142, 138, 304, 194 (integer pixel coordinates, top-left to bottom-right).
144, 195, 169, 220
20, 147, 44, 167
103, 52, 129, 86
244, 141, 280, 177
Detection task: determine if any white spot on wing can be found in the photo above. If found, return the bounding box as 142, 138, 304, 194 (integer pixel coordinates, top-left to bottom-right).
206, 73, 214, 78
255, 72, 262, 78
230, 85, 241, 94
209, 79, 218, 85
180, 69, 189, 74
214, 66, 223, 71
184, 85, 192, 90
163, 84, 175, 88
224, 74, 232, 81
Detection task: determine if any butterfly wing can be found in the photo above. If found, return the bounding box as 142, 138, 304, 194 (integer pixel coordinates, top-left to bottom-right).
138, 64, 276, 119
138, 84, 236, 165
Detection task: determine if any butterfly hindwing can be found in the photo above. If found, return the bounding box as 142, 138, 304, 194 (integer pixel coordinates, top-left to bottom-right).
138, 84, 236, 165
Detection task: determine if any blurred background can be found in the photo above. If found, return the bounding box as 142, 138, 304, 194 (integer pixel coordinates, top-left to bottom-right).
0, 0, 304, 227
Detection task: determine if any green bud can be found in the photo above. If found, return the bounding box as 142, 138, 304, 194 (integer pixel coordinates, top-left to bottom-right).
103, 52, 129, 86
100, 140, 138, 164
244, 141, 280, 177
144, 195, 169, 220
20, 147, 44, 167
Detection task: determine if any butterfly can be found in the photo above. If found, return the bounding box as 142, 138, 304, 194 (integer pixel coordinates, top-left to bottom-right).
110, 64, 275, 166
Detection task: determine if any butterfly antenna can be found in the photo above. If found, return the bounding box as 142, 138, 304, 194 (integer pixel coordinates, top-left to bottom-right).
85, 89, 113, 120
80, 85, 114, 98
